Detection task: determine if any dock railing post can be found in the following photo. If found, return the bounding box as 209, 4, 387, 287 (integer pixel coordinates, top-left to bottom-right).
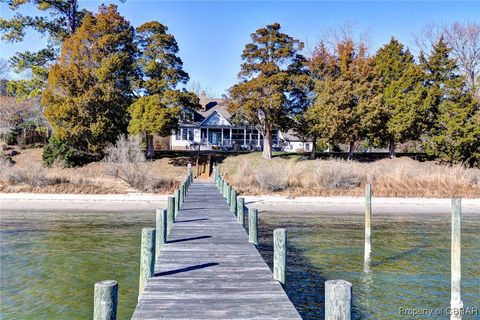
174, 189, 180, 218
93, 280, 118, 320
248, 208, 258, 245
273, 228, 287, 286
223, 182, 228, 199
179, 183, 184, 206
451, 197, 463, 320
230, 190, 237, 214
325, 280, 352, 320
227, 185, 232, 206
364, 183, 372, 272
138, 228, 156, 300
167, 196, 175, 230
237, 197, 245, 225
156, 209, 167, 260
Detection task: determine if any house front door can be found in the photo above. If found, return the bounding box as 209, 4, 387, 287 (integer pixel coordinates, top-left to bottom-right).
209, 131, 220, 145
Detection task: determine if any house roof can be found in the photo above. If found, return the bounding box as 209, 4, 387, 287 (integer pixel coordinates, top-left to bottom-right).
281, 130, 306, 142
183, 98, 233, 126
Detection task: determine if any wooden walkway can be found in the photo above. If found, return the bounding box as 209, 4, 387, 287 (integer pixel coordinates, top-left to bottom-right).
132, 181, 301, 320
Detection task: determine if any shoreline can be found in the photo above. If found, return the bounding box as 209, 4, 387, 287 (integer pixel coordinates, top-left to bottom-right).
1, 192, 479, 215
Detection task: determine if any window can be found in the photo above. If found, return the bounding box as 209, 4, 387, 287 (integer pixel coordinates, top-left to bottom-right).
177, 128, 194, 141
180, 109, 194, 122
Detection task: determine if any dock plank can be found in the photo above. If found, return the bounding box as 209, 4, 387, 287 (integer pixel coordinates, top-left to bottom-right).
132, 182, 301, 320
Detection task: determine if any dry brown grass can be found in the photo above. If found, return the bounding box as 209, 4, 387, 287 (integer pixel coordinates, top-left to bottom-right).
0, 148, 188, 194
219, 153, 480, 198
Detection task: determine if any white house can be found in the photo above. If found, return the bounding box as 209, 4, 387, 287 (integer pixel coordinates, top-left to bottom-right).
165, 91, 312, 152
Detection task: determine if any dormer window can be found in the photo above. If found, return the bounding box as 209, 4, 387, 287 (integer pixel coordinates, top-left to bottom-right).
180, 109, 194, 122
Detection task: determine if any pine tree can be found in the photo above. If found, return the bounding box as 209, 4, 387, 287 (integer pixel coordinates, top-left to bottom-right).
1, 0, 87, 98
373, 37, 427, 158
42, 5, 136, 163
229, 23, 309, 159
420, 37, 480, 165
128, 21, 198, 157
306, 39, 380, 160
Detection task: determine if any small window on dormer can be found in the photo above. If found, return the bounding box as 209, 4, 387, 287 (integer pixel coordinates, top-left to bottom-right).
180, 109, 194, 122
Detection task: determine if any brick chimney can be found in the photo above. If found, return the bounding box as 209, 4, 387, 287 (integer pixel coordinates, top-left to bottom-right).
200, 91, 207, 111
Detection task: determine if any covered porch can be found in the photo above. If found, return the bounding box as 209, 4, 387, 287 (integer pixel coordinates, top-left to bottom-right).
200, 127, 275, 151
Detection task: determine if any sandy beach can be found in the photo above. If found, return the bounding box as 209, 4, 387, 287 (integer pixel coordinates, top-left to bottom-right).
1, 192, 479, 216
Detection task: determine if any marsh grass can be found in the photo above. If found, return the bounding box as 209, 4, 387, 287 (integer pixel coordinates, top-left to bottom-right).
219, 153, 480, 197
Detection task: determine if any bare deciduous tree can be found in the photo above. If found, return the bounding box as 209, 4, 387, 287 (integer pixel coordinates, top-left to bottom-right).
414, 21, 480, 100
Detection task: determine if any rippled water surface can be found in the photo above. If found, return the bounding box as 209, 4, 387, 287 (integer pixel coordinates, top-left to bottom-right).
256, 212, 480, 320
1, 211, 154, 319
1, 210, 479, 319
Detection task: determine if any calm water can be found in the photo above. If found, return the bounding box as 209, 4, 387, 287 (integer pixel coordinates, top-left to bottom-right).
0, 211, 154, 319
1, 210, 479, 319
256, 212, 480, 320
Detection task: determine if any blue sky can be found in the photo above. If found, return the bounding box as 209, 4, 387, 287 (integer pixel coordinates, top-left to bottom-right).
1, 1, 479, 96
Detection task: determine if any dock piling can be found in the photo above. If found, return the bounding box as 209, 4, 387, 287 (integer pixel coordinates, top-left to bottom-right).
138, 228, 156, 300
364, 183, 372, 272
248, 208, 258, 245
230, 190, 237, 214
325, 279, 352, 320
156, 209, 167, 259
93, 280, 118, 320
237, 197, 245, 225
273, 228, 287, 285
451, 197, 463, 320
167, 196, 175, 230
175, 189, 180, 218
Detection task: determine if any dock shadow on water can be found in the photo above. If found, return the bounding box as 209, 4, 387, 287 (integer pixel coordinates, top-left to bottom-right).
255, 211, 480, 320
257, 219, 365, 320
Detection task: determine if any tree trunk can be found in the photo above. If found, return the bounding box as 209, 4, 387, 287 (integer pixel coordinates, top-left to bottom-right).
69, 0, 78, 33
348, 141, 355, 161
146, 133, 155, 159
261, 127, 273, 159
309, 136, 316, 160
388, 139, 395, 159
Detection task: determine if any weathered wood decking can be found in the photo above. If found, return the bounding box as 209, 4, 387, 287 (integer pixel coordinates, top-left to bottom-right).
132, 182, 301, 320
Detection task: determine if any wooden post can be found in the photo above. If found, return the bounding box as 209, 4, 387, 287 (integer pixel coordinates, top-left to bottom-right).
364, 183, 372, 272
93, 280, 118, 320
230, 190, 237, 214
139, 228, 156, 299
248, 208, 258, 245
187, 162, 191, 177
325, 279, 352, 320
237, 197, 245, 225
223, 182, 228, 199
155, 209, 167, 260
179, 183, 184, 206
182, 181, 187, 199
273, 228, 287, 285
227, 185, 232, 206
167, 196, 175, 230
174, 189, 180, 218
451, 197, 463, 320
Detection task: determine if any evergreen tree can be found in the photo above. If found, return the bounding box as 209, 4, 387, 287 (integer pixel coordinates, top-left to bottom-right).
128, 21, 198, 157
42, 5, 136, 164
420, 37, 480, 165
1, 0, 87, 98
373, 37, 427, 158
306, 39, 380, 160
229, 23, 309, 159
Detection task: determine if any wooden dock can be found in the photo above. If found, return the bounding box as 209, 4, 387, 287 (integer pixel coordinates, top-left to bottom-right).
132, 181, 301, 320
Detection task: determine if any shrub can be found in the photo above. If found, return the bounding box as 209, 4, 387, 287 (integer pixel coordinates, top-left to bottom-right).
104, 135, 152, 191
42, 137, 91, 167
0, 159, 62, 187
255, 162, 288, 191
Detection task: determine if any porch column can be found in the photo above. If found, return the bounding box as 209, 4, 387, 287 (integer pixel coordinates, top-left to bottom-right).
206, 127, 209, 146
221, 128, 224, 145
229, 128, 232, 145
257, 130, 260, 147
243, 128, 247, 146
